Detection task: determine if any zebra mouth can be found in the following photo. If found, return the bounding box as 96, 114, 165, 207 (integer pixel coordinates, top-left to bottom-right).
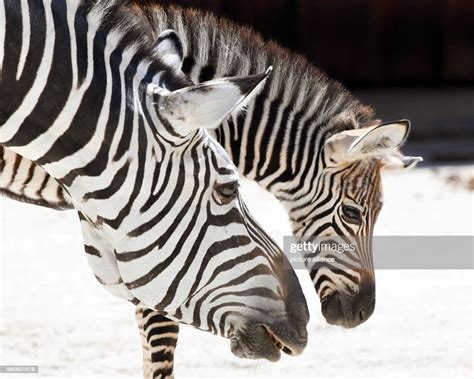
262, 326, 294, 355
230, 320, 306, 361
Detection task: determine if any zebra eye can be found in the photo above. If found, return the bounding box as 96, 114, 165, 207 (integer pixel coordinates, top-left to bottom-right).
215, 181, 239, 204
341, 205, 362, 224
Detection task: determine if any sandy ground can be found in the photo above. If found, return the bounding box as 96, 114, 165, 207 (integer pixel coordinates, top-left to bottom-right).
0, 165, 473, 378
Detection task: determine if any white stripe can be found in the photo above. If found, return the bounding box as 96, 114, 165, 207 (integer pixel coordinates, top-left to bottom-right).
67, 0, 78, 87
248, 97, 271, 179
16, 0, 31, 81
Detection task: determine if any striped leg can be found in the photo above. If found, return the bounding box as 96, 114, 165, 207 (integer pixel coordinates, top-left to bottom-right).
135, 306, 179, 379
136, 307, 153, 378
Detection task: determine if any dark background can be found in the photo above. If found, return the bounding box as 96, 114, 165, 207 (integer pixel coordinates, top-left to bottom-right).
161, 0, 474, 161
159, 0, 474, 86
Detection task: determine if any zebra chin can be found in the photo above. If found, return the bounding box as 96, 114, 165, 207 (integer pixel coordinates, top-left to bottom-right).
229, 321, 307, 362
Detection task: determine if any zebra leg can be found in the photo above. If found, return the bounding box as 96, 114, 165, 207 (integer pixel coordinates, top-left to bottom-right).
135, 307, 153, 378
135, 306, 179, 379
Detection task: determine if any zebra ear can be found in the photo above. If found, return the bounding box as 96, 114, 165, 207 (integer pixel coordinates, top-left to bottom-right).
325, 120, 411, 164
157, 68, 272, 136
153, 29, 184, 70
347, 120, 411, 158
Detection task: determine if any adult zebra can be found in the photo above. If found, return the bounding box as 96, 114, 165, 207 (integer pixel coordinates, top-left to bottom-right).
0, 2, 423, 378
0, 0, 310, 372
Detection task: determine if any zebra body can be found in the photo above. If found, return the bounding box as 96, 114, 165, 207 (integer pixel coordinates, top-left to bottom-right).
0, 0, 309, 370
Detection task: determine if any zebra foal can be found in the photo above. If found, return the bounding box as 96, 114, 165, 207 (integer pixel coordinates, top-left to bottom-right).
0, 0, 309, 374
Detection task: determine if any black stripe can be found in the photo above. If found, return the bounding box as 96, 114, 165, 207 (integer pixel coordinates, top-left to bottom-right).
22, 161, 36, 188
0, 147, 5, 173
198, 64, 216, 83
84, 245, 101, 257
82, 159, 130, 201
9, 153, 23, 185
181, 56, 195, 75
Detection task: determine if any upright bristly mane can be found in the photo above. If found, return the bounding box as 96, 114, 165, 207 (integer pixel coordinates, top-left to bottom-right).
127, 1, 377, 130
78, 0, 189, 91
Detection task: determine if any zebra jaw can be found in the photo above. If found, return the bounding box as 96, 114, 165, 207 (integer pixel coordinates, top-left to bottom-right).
229, 323, 302, 362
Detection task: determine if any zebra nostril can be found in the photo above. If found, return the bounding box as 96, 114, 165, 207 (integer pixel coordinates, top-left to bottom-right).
358, 298, 376, 322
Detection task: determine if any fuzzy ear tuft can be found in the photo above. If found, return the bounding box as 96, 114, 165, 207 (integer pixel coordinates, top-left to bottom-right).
347, 120, 410, 158
154, 29, 184, 71
382, 154, 423, 170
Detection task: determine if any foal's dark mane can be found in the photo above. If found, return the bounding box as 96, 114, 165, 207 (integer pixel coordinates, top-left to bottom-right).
128, 0, 377, 131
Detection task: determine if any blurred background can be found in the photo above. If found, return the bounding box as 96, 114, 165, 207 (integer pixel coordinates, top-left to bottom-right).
159, 0, 474, 162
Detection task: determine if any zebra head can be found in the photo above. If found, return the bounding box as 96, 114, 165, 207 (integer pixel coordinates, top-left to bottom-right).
141, 73, 308, 361
115, 34, 309, 361
288, 119, 422, 328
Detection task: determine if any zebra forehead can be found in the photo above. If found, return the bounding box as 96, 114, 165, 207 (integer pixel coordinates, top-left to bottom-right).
340, 160, 383, 198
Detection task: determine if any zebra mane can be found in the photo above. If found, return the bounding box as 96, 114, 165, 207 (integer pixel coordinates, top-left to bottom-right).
128, 1, 377, 131
78, 0, 189, 91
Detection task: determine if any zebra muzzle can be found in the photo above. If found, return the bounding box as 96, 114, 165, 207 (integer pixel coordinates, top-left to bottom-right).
229, 321, 307, 362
